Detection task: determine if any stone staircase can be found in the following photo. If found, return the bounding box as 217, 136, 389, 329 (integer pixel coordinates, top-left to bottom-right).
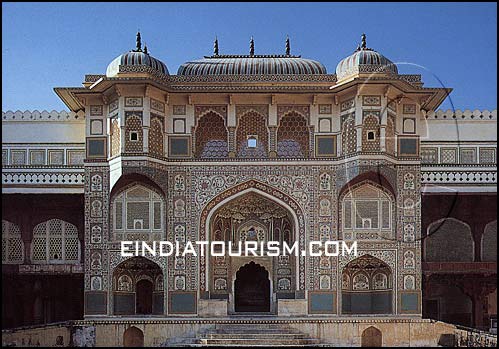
164, 323, 323, 346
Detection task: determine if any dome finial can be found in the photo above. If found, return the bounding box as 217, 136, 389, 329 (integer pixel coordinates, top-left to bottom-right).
285, 35, 290, 56
250, 36, 254, 56
361, 33, 367, 50
135, 31, 142, 52
214, 36, 219, 56
144, 42, 148, 55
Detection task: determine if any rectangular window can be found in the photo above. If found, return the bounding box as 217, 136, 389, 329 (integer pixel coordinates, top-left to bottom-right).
153, 202, 162, 230
344, 200, 352, 229
381, 201, 390, 229
86, 137, 107, 158
115, 202, 123, 230
398, 137, 419, 156
169, 136, 191, 157
316, 135, 337, 157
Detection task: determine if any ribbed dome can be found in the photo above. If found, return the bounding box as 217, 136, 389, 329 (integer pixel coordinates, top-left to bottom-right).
336, 34, 397, 81
106, 51, 169, 77
177, 55, 327, 75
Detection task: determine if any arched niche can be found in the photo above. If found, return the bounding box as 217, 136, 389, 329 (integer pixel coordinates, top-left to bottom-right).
425, 218, 474, 262
342, 255, 393, 315
112, 257, 164, 315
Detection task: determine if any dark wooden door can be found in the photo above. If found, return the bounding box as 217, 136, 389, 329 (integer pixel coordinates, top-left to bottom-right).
235, 261, 270, 312
361, 326, 382, 347
136, 280, 153, 314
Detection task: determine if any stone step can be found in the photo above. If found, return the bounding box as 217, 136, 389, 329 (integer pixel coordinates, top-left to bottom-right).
197, 338, 321, 345
164, 322, 323, 346
208, 328, 304, 334
201, 333, 309, 339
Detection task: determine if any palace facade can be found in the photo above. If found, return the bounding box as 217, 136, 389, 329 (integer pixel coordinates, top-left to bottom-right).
2, 34, 497, 346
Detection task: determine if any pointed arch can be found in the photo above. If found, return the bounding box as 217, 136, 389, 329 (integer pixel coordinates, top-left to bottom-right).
110, 181, 165, 240
148, 115, 164, 157
113, 257, 164, 316
123, 326, 144, 347
31, 218, 80, 264
235, 106, 269, 158
342, 255, 393, 314
425, 218, 474, 262
361, 326, 382, 347
277, 111, 310, 158
194, 110, 228, 158
199, 180, 306, 292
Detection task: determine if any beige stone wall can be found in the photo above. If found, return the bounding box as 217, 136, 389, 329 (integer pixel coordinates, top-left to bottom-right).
1, 323, 71, 347
288, 319, 457, 346
86, 318, 458, 347
0, 318, 477, 347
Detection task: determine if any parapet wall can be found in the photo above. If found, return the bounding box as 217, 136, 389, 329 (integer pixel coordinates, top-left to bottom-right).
425, 109, 496, 120
2, 110, 85, 121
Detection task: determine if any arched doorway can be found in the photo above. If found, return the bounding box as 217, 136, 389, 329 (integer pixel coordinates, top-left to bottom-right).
361, 326, 382, 347
112, 257, 164, 315
123, 326, 144, 347
235, 262, 270, 312
203, 187, 300, 314
136, 279, 153, 314
342, 255, 393, 314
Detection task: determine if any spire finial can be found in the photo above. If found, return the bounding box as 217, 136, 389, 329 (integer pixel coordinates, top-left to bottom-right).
214, 36, 219, 56
285, 35, 290, 56
361, 33, 367, 49
144, 42, 148, 55
249, 36, 254, 56
135, 31, 142, 52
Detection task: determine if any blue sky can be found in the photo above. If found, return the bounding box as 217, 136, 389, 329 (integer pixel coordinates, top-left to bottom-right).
2, 2, 497, 111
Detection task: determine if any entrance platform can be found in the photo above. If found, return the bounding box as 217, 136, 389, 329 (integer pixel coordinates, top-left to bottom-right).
3, 317, 497, 347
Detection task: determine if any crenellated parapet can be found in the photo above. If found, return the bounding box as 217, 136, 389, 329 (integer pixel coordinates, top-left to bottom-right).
2, 110, 85, 121
424, 109, 496, 120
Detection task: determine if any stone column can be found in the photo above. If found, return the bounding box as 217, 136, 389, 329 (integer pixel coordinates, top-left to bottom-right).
269, 126, 278, 157
462, 280, 497, 330
228, 127, 236, 157
472, 221, 486, 262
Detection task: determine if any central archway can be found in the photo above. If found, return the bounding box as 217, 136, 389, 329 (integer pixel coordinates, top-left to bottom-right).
235, 262, 270, 312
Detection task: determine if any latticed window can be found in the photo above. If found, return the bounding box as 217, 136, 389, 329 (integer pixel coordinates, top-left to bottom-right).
342, 184, 392, 232
31, 219, 80, 263
341, 114, 356, 155
195, 111, 228, 158
148, 116, 164, 157
236, 109, 269, 158
2, 220, 24, 264
113, 185, 164, 232
277, 112, 310, 158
